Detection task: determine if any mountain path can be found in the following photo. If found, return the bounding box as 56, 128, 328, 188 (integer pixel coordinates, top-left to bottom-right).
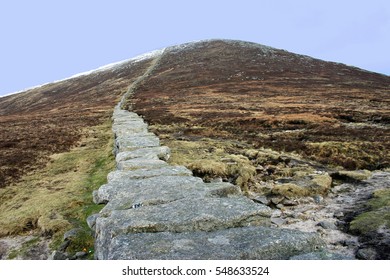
90, 105, 326, 259
89, 48, 390, 259
89, 61, 326, 259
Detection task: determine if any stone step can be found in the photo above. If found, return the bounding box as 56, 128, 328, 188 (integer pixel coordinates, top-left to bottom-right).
115, 136, 160, 152
94, 176, 241, 205
117, 158, 169, 170
107, 166, 193, 182
115, 146, 171, 162
113, 123, 149, 135
115, 130, 155, 138
98, 226, 324, 260
91, 106, 326, 260
98, 181, 242, 214
93, 175, 205, 204
94, 196, 272, 254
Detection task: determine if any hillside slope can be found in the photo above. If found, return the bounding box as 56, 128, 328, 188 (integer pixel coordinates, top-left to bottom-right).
0, 39, 389, 259
0, 56, 157, 188
128, 40, 389, 170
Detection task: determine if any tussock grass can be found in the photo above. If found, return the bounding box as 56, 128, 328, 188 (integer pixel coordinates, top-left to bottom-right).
188, 160, 228, 177
0, 118, 115, 256
159, 137, 257, 192
306, 141, 387, 170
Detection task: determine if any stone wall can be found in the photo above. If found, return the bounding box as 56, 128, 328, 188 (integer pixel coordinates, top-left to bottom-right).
88, 105, 324, 259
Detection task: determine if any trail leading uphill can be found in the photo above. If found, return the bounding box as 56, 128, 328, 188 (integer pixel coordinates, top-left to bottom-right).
89, 104, 325, 259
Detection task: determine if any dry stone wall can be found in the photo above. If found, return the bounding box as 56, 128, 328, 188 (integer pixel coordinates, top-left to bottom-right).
88, 105, 325, 259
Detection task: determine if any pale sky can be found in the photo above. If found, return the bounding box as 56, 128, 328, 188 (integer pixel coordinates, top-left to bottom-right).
0, 0, 389, 96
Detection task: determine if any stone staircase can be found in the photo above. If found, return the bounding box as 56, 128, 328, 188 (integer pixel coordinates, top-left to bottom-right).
88, 105, 324, 259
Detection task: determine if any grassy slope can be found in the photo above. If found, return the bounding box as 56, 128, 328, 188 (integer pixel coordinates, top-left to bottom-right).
0, 119, 114, 258
0, 58, 155, 258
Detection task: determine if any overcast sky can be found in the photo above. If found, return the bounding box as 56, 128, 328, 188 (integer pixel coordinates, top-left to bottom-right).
1, 0, 389, 96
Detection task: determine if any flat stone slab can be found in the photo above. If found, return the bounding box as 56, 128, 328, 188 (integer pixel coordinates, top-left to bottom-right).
115, 146, 171, 162
116, 131, 155, 138
95, 196, 272, 253
94, 175, 204, 204
100, 226, 325, 260
115, 136, 160, 152
112, 107, 140, 119
107, 166, 193, 183
113, 123, 149, 136
117, 158, 169, 170
99, 181, 242, 214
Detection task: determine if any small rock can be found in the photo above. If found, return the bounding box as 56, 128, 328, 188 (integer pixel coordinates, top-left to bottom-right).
276, 204, 285, 210
313, 195, 323, 204
58, 240, 71, 252
271, 217, 285, 226
75, 251, 88, 259
334, 211, 344, 219
339, 239, 358, 248
271, 196, 284, 205
282, 198, 298, 206
0, 241, 9, 260
298, 197, 315, 204
52, 251, 69, 260
316, 221, 337, 230
210, 177, 223, 183
282, 210, 295, 218
253, 196, 269, 205
356, 247, 377, 260
271, 209, 282, 218
87, 214, 100, 230
64, 228, 83, 241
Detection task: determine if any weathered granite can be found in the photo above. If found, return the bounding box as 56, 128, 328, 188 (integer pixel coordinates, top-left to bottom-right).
115, 146, 171, 162
107, 166, 192, 183
93, 175, 204, 204
290, 251, 354, 260
115, 136, 160, 152
117, 158, 169, 170
113, 123, 148, 136
95, 196, 272, 258
98, 196, 271, 233
98, 181, 242, 214
103, 226, 325, 260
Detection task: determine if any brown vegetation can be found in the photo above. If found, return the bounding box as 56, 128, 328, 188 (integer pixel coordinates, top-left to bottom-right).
128, 40, 390, 171
0, 58, 154, 188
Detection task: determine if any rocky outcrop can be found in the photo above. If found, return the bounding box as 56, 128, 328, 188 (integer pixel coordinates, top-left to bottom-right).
89, 105, 325, 259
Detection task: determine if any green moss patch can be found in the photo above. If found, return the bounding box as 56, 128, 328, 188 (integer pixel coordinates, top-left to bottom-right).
350, 189, 390, 234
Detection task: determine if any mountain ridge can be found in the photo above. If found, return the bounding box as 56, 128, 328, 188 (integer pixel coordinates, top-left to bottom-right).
1, 39, 388, 99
